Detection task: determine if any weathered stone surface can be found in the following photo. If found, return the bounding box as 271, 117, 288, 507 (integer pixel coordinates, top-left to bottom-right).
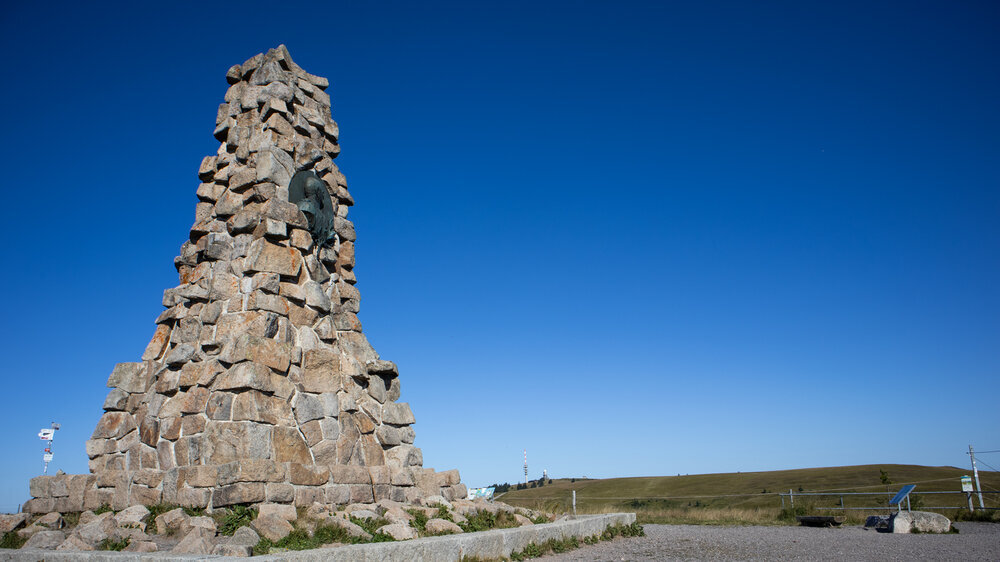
426, 518, 464, 535
218, 459, 287, 484
179, 515, 218, 539
326, 516, 371, 540
106, 362, 146, 393
266, 482, 295, 503
383, 402, 416, 425
376, 522, 418, 540
252, 514, 293, 541
892, 510, 951, 533
219, 334, 291, 372
213, 543, 252, 557
92, 412, 138, 440
233, 390, 294, 425
172, 527, 215, 555
124, 540, 159, 552
272, 426, 312, 464
23, 529, 66, 549
213, 482, 265, 507
259, 502, 298, 521
231, 525, 261, 546
74, 513, 116, 546
155, 508, 189, 535
36, 512, 64, 529
0, 513, 27, 533
202, 421, 272, 464
213, 362, 279, 393
57, 534, 95, 551
289, 463, 330, 485
114, 505, 150, 529
69, 47, 466, 511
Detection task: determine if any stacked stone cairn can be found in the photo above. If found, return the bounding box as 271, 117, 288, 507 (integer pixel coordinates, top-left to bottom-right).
24, 46, 467, 517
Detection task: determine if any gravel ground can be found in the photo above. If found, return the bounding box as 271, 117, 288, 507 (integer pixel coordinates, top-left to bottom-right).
538, 522, 1000, 561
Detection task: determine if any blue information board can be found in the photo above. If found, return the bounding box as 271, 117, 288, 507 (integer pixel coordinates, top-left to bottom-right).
889, 484, 916, 506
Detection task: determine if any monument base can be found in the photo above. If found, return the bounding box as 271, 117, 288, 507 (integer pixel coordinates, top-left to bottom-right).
24, 465, 465, 514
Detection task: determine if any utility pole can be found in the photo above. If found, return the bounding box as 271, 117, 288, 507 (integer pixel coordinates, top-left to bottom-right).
969, 445, 985, 509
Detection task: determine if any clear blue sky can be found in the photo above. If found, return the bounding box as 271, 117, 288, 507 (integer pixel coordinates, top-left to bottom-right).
0, 1, 997, 512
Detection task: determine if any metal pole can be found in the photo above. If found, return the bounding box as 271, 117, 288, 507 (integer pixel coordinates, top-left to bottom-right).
967, 492, 974, 511
840, 496, 844, 510
572, 490, 576, 517
781, 494, 785, 509
970, 445, 986, 509
789, 489, 794, 509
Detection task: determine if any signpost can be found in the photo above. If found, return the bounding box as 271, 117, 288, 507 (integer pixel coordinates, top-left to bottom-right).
962, 475, 974, 511
38, 423, 59, 474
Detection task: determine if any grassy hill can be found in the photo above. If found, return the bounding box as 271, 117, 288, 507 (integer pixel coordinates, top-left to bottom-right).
495, 464, 1000, 525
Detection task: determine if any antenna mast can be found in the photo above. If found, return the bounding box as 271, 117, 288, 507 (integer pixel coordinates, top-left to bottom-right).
524, 449, 528, 485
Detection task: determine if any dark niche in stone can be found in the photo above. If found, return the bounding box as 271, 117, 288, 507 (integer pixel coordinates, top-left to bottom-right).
289, 170, 337, 247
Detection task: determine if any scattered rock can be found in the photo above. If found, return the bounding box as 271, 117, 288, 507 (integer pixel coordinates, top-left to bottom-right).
252, 513, 294, 541
57, 534, 94, 551
324, 516, 371, 540
36, 512, 65, 529
230, 525, 261, 546
376, 522, 418, 540
892, 511, 951, 533
513, 514, 534, 526
114, 504, 150, 529
426, 518, 463, 535
23, 530, 66, 549
213, 543, 253, 557
73, 512, 116, 546
422, 495, 453, 510
351, 509, 379, 520
0, 513, 28, 533
179, 515, 217, 537
124, 540, 158, 552
155, 507, 189, 534
172, 527, 215, 555
383, 506, 413, 524
17, 523, 46, 539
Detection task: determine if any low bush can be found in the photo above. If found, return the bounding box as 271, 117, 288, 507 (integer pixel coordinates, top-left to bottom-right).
217, 505, 257, 536
97, 536, 130, 551
0, 532, 26, 550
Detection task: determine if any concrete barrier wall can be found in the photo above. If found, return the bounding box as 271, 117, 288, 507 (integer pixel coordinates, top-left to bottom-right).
1, 513, 636, 562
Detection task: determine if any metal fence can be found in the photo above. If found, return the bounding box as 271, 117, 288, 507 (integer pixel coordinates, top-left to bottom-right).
779, 489, 1000, 512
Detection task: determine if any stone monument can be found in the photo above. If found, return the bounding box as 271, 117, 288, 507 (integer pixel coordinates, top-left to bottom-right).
24, 46, 466, 513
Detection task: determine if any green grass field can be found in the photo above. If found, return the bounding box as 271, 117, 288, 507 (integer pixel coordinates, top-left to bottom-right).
496, 464, 1000, 525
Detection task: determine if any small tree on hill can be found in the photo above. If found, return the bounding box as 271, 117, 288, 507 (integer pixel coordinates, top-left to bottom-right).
880, 469, 892, 502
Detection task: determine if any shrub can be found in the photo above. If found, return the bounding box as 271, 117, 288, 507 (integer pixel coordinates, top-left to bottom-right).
218, 505, 257, 536
97, 537, 130, 551
349, 515, 391, 537
778, 506, 807, 522
0, 532, 26, 550
433, 503, 454, 522
459, 510, 519, 533
407, 508, 428, 532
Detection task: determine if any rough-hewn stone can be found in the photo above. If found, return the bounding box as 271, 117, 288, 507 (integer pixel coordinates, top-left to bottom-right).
26, 46, 465, 513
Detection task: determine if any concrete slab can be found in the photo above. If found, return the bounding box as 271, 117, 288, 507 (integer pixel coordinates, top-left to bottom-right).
0, 513, 635, 561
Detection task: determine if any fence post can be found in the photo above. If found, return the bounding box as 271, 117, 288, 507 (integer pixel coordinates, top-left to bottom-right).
780, 494, 785, 509
789, 489, 794, 509
572, 490, 576, 517
840, 496, 844, 510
